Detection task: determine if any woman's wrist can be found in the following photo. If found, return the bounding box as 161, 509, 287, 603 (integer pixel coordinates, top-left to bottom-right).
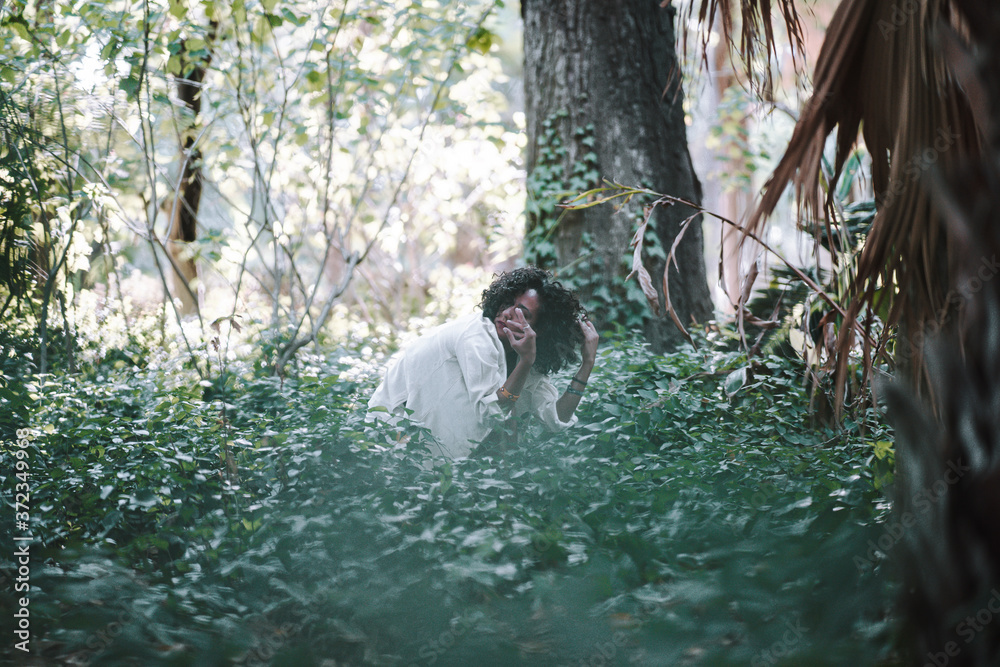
498, 385, 519, 402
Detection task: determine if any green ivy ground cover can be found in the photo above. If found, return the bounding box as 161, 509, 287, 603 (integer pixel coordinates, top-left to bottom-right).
0, 330, 899, 665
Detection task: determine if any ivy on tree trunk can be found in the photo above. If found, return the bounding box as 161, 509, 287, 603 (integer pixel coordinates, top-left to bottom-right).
522, 0, 713, 351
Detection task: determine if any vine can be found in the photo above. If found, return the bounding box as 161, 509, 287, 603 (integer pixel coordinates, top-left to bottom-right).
525, 111, 652, 328
525, 109, 577, 267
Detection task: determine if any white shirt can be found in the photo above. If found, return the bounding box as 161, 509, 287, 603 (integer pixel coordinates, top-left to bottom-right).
368, 313, 577, 458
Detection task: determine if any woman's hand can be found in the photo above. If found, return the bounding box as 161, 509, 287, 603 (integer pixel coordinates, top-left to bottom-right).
580, 317, 599, 364
555, 316, 599, 422
503, 309, 537, 365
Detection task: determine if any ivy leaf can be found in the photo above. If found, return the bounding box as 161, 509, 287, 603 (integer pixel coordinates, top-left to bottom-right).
872, 440, 894, 461
724, 367, 748, 398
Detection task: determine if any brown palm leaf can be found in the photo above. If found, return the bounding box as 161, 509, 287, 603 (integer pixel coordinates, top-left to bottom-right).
678, 0, 806, 91
886, 6, 1000, 661
741, 0, 983, 410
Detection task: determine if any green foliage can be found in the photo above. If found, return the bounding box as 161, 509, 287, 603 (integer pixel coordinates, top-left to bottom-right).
0, 93, 36, 316
524, 112, 603, 276
0, 322, 37, 439
525, 109, 576, 267
0, 0, 515, 375
554, 235, 654, 330
0, 326, 899, 665
739, 196, 882, 395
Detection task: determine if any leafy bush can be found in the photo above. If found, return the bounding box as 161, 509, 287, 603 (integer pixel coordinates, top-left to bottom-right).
0, 327, 898, 665
0, 323, 37, 440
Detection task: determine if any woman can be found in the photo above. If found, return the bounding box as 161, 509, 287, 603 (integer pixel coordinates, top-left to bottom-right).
368, 267, 599, 458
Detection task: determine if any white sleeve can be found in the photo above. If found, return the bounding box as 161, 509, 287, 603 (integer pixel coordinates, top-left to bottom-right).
522, 373, 577, 431
454, 322, 505, 424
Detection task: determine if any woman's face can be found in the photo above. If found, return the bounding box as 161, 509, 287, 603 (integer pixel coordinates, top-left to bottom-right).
494, 288, 541, 342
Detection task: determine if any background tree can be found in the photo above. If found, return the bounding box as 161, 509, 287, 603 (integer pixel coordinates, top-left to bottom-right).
0, 0, 511, 377
161, 16, 219, 318
521, 0, 713, 351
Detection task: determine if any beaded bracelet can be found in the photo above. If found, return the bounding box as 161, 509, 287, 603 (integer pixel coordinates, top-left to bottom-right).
566, 386, 585, 397
571, 376, 588, 387
499, 386, 519, 402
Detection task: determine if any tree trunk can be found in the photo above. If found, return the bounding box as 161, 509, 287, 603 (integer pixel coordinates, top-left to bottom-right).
165, 33, 214, 317
522, 0, 713, 351
163, 194, 199, 317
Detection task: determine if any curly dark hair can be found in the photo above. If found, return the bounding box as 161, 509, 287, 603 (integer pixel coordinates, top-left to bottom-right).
480, 266, 585, 375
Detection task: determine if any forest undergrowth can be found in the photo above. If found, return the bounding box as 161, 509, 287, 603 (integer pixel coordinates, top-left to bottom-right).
0, 323, 900, 666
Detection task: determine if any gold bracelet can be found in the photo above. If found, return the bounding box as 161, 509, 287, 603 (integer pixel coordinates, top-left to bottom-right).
499, 386, 519, 402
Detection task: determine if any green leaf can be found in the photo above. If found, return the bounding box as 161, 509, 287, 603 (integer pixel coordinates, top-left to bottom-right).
130, 489, 157, 508
168, 0, 187, 20
872, 440, 894, 461
466, 26, 495, 55
166, 54, 182, 76
724, 367, 748, 398
9, 20, 31, 42
120, 76, 141, 100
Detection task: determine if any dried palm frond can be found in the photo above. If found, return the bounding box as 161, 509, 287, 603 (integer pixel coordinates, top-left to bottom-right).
742, 0, 983, 411
677, 0, 806, 91
887, 6, 1000, 660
